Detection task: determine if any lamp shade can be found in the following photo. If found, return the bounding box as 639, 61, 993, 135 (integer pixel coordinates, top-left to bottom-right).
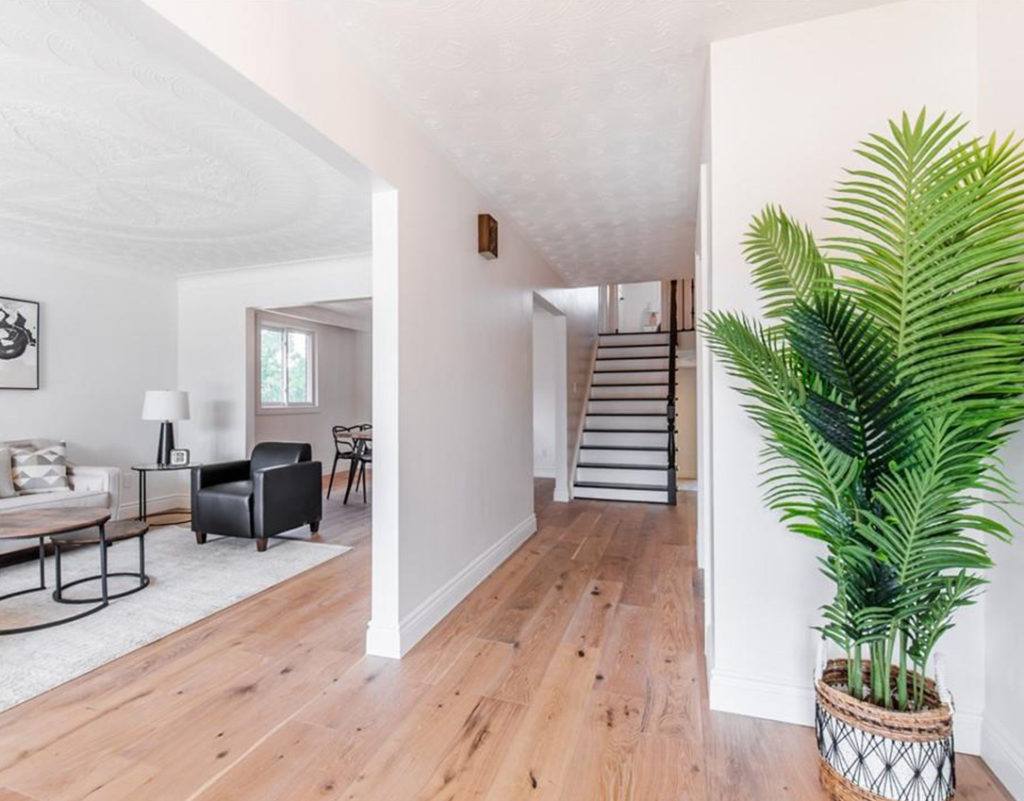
142, 390, 190, 422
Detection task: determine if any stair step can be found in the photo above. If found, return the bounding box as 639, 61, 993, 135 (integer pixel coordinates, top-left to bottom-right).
585, 416, 667, 431
589, 413, 667, 419
588, 399, 669, 415
580, 445, 668, 451
573, 482, 671, 504
582, 430, 671, 448
577, 447, 668, 466
578, 462, 670, 469
594, 368, 669, 373
575, 480, 669, 490
598, 343, 672, 349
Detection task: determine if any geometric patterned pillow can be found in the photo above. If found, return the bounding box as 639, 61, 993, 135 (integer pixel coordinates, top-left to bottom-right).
11, 443, 69, 494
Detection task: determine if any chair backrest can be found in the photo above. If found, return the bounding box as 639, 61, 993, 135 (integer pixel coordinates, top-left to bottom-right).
332, 425, 356, 455
250, 442, 311, 477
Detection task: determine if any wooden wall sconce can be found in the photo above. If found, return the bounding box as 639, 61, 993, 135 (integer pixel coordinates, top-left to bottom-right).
478, 213, 498, 259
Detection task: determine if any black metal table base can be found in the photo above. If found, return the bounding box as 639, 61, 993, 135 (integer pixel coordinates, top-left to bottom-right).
0, 527, 110, 636
53, 530, 147, 604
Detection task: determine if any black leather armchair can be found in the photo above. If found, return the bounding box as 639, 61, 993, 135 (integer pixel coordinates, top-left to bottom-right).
191, 442, 322, 551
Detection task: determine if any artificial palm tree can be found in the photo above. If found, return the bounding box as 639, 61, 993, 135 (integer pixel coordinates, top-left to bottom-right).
705, 110, 1024, 711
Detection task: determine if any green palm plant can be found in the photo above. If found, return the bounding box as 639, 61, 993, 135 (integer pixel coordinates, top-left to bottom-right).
704, 110, 1024, 710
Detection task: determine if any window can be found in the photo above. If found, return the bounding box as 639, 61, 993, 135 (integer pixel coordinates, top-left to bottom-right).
259, 322, 316, 409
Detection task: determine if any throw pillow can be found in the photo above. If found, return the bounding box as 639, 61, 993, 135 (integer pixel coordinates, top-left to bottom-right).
11, 443, 69, 494
0, 447, 14, 498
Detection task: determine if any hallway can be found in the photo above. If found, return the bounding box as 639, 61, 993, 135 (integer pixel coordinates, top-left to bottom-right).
0, 485, 1008, 800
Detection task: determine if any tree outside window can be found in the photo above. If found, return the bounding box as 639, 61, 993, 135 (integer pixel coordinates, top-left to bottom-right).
260, 323, 315, 408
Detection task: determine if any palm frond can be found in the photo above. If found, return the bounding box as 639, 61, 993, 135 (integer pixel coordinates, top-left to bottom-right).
745, 206, 833, 319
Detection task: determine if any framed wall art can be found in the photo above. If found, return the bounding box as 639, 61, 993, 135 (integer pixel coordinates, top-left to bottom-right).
0, 296, 39, 390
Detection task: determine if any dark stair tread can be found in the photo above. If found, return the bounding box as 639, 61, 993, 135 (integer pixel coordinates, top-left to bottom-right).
597, 343, 671, 350
590, 382, 669, 388
577, 462, 670, 470
574, 481, 669, 491
596, 355, 672, 361
594, 368, 669, 374
580, 445, 668, 451
586, 412, 666, 417
589, 397, 668, 402
598, 331, 675, 337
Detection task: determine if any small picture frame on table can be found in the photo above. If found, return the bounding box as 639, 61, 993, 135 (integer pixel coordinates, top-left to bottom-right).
169, 448, 190, 467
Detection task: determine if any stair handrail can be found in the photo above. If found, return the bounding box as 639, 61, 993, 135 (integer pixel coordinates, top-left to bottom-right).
667, 279, 678, 505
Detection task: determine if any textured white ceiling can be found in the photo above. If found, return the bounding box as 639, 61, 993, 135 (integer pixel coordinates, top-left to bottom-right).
315, 0, 892, 286
0, 0, 371, 275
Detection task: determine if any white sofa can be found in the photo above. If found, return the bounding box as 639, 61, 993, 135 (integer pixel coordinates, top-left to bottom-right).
0, 439, 121, 556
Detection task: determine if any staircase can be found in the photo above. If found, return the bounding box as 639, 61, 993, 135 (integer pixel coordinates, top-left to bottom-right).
573, 329, 685, 504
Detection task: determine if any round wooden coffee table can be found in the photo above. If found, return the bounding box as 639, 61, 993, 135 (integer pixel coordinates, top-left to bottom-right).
0, 507, 112, 635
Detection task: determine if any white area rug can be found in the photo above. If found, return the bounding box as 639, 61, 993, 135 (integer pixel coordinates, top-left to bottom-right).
0, 526, 350, 711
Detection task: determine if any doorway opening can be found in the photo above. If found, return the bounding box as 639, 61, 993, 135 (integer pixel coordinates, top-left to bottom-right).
532, 295, 570, 503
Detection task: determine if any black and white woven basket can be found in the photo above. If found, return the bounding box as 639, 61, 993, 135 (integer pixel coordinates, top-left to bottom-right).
815, 657, 956, 801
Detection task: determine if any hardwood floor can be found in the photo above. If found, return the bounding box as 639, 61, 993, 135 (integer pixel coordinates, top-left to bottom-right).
0, 482, 1010, 800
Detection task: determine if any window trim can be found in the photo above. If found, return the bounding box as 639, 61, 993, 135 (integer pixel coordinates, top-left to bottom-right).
256, 318, 318, 414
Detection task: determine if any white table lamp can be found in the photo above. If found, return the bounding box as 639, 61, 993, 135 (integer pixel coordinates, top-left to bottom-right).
142, 390, 190, 466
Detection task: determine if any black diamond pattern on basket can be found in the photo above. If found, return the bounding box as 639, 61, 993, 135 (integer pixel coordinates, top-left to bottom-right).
816, 702, 956, 801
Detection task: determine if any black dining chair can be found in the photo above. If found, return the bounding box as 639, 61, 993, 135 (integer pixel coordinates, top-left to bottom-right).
344, 424, 373, 505
327, 425, 357, 499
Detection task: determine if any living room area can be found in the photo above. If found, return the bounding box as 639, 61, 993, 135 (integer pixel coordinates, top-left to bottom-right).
0, 0, 377, 712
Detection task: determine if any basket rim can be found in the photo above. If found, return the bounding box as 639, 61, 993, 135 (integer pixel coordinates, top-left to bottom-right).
817, 658, 952, 741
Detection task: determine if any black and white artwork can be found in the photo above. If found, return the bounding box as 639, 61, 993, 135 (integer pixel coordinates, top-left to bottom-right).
0, 296, 39, 390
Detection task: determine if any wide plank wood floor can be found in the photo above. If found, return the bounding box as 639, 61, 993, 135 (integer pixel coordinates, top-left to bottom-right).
0, 481, 1011, 800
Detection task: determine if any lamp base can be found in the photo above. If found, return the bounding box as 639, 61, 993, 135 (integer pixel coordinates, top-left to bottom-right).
156, 421, 175, 466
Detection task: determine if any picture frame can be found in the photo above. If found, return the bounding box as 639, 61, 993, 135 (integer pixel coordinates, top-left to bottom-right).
169, 448, 190, 467
0, 296, 39, 390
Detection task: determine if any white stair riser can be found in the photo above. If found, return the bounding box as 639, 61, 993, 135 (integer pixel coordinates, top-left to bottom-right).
597, 345, 669, 359
592, 371, 669, 385
586, 415, 666, 431
574, 485, 669, 503
579, 449, 668, 466
588, 399, 669, 415
583, 431, 670, 447
596, 358, 670, 371
590, 385, 669, 399
599, 333, 669, 347
576, 466, 669, 484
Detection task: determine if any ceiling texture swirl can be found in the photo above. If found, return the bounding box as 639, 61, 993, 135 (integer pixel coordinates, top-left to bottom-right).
0, 0, 371, 275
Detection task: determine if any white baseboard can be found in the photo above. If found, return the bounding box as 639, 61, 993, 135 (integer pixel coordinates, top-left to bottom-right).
118, 492, 191, 520
983, 716, 1024, 799
533, 466, 557, 479
709, 668, 983, 755
366, 513, 538, 659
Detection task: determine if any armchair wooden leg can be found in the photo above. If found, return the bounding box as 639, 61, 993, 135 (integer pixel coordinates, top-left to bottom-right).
256, 538, 268, 552
310, 520, 320, 534
195, 531, 207, 545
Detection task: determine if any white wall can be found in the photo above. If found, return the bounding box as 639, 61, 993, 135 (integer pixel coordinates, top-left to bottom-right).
977, 0, 1024, 793
177, 257, 372, 470
532, 309, 558, 478
0, 255, 177, 515
707, 0, 988, 752
252, 310, 372, 474
618, 281, 661, 331
146, 0, 599, 657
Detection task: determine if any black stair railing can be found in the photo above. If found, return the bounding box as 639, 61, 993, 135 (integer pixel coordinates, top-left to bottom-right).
667, 279, 678, 505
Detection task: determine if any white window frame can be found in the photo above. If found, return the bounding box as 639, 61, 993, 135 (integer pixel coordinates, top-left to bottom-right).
257, 318, 318, 414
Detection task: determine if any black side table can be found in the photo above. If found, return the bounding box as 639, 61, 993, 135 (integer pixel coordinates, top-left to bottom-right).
130, 463, 199, 521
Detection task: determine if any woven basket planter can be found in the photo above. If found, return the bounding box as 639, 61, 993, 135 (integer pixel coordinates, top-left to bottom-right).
815, 659, 955, 801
